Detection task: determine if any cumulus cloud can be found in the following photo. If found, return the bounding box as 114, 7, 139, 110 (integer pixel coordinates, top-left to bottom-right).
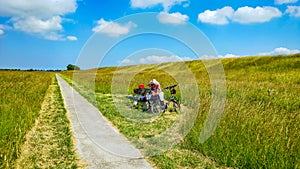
275, 0, 298, 5
130, 0, 189, 25
285, 6, 300, 17
259, 47, 300, 55
0, 0, 77, 18
218, 53, 240, 58
157, 12, 189, 25
232, 6, 282, 24
198, 6, 282, 25
120, 55, 191, 65
218, 48, 299, 58
92, 18, 137, 37
0, 0, 77, 40
130, 0, 189, 12
44, 32, 65, 41
139, 55, 185, 64
67, 36, 77, 41
12, 16, 63, 33
198, 6, 234, 25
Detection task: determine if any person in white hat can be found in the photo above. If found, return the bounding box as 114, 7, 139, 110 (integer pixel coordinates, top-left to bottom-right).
147, 79, 164, 105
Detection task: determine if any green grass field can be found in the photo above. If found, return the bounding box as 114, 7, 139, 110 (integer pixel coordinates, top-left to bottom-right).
1, 54, 298, 168
0, 72, 82, 168
61, 54, 300, 168
0, 71, 53, 168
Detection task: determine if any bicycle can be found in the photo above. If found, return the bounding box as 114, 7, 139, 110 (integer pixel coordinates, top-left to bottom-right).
126, 85, 150, 111
148, 94, 165, 114
163, 84, 180, 112
127, 84, 165, 114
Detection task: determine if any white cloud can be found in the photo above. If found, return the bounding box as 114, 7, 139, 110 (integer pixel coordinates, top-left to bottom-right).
218, 48, 300, 58
12, 16, 63, 33
130, 0, 189, 12
232, 6, 282, 24
67, 36, 77, 41
0, 0, 77, 18
198, 6, 282, 25
0, 0, 77, 40
139, 55, 183, 64
275, 0, 298, 5
259, 47, 300, 55
285, 6, 300, 17
218, 53, 240, 58
120, 55, 191, 65
198, 6, 234, 25
43, 32, 64, 41
120, 59, 134, 65
92, 18, 137, 37
157, 12, 189, 25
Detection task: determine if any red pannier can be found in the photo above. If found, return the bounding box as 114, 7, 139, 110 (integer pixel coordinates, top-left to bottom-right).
133, 84, 146, 95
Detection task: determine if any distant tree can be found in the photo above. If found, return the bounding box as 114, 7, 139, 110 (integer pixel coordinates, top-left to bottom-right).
67, 64, 80, 70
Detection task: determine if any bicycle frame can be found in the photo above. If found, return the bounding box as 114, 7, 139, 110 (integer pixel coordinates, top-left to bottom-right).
163, 84, 180, 112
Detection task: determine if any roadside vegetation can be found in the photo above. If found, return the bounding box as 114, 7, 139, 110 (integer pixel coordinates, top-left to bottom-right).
15, 77, 84, 168
60, 54, 300, 168
0, 71, 53, 168
0, 71, 82, 168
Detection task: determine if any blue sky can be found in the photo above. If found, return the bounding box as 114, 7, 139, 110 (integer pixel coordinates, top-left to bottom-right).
0, 0, 299, 69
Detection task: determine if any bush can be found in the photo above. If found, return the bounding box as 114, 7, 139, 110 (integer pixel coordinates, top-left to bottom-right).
66, 64, 80, 70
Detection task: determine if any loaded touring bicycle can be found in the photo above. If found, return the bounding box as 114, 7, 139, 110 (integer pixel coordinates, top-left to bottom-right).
127, 83, 180, 114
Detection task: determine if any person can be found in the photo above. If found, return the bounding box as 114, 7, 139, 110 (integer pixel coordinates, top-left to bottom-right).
147, 79, 164, 105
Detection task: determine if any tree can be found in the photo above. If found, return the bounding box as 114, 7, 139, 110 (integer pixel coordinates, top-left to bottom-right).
67, 64, 80, 70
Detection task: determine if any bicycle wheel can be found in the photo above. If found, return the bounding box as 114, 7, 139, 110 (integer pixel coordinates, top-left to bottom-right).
150, 98, 164, 114
142, 101, 150, 111
173, 100, 181, 112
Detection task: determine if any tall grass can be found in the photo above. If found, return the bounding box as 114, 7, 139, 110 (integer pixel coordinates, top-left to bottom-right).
15, 76, 84, 168
185, 54, 300, 168
0, 71, 53, 168
60, 54, 300, 168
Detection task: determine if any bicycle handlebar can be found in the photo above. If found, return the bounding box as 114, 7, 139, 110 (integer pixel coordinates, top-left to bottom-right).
163, 84, 178, 90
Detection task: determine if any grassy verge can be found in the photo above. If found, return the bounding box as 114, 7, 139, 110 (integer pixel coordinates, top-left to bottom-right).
0, 71, 53, 168
15, 76, 85, 168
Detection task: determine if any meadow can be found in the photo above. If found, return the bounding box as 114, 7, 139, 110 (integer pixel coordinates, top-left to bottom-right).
60, 54, 299, 168
0, 71, 53, 168
0, 71, 81, 168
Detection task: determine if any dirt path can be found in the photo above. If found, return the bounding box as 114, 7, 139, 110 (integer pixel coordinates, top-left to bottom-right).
56, 74, 153, 169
